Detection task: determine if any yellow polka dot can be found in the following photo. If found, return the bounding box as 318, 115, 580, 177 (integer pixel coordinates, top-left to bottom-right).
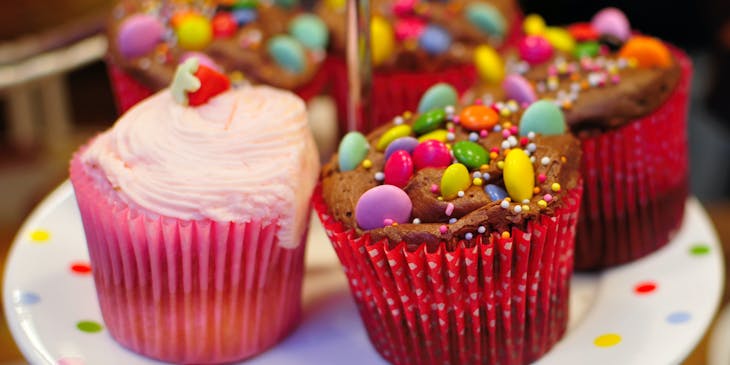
594, 333, 621, 348
29, 229, 50, 243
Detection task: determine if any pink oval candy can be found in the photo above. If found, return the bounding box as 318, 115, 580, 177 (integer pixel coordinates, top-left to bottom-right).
395, 17, 427, 41
518, 35, 554, 65
412, 140, 452, 170
355, 185, 413, 230
591, 7, 631, 42
384, 150, 414, 188
502, 74, 536, 105
392, 0, 417, 17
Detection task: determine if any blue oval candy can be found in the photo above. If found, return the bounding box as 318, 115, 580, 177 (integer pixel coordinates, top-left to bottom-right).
466, 3, 506, 38
384, 136, 419, 160
338, 132, 369, 171
267, 35, 306, 73
485, 184, 508, 201
417, 83, 457, 113
232, 8, 257, 26
419, 25, 452, 55
519, 100, 567, 136
289, 14, 329, 50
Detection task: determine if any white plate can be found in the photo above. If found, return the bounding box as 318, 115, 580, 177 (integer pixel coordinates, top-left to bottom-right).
3, 181, 724, 365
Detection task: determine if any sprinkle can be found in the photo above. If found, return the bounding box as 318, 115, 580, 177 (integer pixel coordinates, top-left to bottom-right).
507, 136, 518, 147
501, 231, 511, 239
479, 129, 488, 137
446, 132, 456, 141
530, 156, 536, 163
500, 200, 510, 209
465, 233, 474, 240
493, 125, 502, 132
445, 105, 455, 114
538, 200, 547, 209
514, 205, 522, 213
497, 161, 504, 169
520, 137, 529, 146
453, 116, 461, 124
482, 172, 491, 181
538, 173, 547, 183
522, 205, 530, 212
480, 164, 490, 171
413, 218, 422, 224
561, 156, 567, 163
541, 157, 551, 166
501, 141, 510, 150
362, 159, 373, 168
431, 184, 439, 193
445, 203, 455, 216
457, 191, 465, 198
472, 171, 482, 179
533, 187, 541, 194
439, 225, 448, 234
437, 196, 444, 201
522, 199, 530, 204
544, 193, 553, 202
393, 116, 404, 125
490, 151, 498, 160
527, 132, 536, 140
507, 100, 519, 111
527, 143, 537, 152
478, 226, 486, 234
403, 111, 412, 119
383, 218, 394, 226
502, 129, 512, 138
473, 177, 483, 186
469, 132, 479, 142
551, 183, 561, 192
500, 108, 511, 117
375, 172, 385, 181
449, 218, 457, 224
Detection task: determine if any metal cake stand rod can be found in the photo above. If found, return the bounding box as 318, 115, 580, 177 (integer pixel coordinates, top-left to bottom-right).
346, 0, 372, 132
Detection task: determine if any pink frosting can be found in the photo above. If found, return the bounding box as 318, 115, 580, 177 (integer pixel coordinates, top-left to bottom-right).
81, 86, 320, 248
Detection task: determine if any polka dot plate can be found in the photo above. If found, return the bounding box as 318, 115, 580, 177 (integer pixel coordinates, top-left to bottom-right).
3, 181, 724, 365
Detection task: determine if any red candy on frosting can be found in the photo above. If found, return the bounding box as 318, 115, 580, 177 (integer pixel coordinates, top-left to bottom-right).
188, 65, 231, 106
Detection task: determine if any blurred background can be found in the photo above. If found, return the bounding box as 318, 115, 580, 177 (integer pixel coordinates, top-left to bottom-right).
0, 0, 728, 364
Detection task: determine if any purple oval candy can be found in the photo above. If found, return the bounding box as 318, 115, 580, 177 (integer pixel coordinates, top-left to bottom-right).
384, 136, 419, 160
180, 52, 222, 72
591, 7, 631, 42
117, 14, 164, 59
355, 185, 413, 230
502, 74, 537, 105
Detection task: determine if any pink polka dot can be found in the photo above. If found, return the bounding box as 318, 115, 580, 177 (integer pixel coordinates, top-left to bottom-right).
634, 281, 657, 294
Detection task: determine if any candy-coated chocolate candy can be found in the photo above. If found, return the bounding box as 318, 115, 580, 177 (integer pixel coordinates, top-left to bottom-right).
377, 124, 413, 151
484, 184, 507, 201
419, 25, 452, 55
619, 36, 672, 69
384, 150, 414, 188
503, 149, 534, 201
523, 14, 546, 35
502, 74, 536, 105
440, 163, 471, 200
474, 45, 504, 84
459, 105, 499, 131
385, 136, 419, 160
188, 65, 231, 106
413, 108, 446, 134
418, 83, 457, 113
412, 140, 451, 170
176, 14, 213, 51
466, 3, 506, 38
544, 27, 575, 53
267, 35, 305, 73
232, 8, 257, 25
417, 129, 448, 143
519, 100, 566, 136
356, 185, 412, 230
117, 14, 164, 58
395, 17, 427, 41
518, 35, 554, 65
591, 7, 631, 42
573, 41, 600, 59
338, 132, 369, 171
289, 14, 329, 50
371, 16, 395, 66
392, 0, 416, 16
212, 12, 237, 38
453, 141, 488, 169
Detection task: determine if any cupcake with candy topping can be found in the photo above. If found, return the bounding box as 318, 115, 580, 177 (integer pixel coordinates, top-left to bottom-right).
314, 84, 583, 365
316, 0, 522, 133
107, 0, 330, 112
70, 58, 320, 363
465, 7, 692, 270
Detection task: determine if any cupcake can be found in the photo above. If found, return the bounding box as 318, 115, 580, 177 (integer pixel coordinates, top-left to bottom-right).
465, 8, 692, 270
107, 0, 330, 113
314, 87, 583, 364
70, 59, 320, 363
316, 0, 522, 133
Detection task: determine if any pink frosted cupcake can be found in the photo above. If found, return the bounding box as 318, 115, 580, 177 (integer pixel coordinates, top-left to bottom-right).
70, 59, 320, 363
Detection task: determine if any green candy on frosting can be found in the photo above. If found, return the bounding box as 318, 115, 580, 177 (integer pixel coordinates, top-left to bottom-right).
518, 100, 567, 136
267, 35, 306, 74
466, 3, 506, 38
289, 14, 329, 50
417, 83, 457, 114
338, 132, 369, 171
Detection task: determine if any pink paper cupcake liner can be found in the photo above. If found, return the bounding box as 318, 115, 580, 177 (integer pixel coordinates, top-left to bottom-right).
574, 48, 692, 270
70, 150, 307, 364
313, 182, 582, 365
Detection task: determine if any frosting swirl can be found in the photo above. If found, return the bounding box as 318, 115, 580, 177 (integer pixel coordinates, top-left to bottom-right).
82, 85, 320, 248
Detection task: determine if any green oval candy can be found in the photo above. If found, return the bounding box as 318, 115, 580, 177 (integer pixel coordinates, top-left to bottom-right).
466, 3, 506, 38
234, 0, 258, 9
519, 100, 567, 136
413, 109, 446, 135
267, 35, 305, 74
289, 14, 329, 50
417, 83, 457, 113
453, 141, 489, 169
573, 41, 600, 59
338, 132, 369, 171
274, 0, 299, 8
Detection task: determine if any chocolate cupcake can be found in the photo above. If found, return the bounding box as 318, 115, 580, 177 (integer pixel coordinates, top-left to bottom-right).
466, 8, 692, 270
314, 86, 583, 365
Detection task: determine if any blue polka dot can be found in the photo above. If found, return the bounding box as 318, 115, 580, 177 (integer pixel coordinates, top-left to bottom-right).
14, 290, 40, 305
666, 311, 691, 324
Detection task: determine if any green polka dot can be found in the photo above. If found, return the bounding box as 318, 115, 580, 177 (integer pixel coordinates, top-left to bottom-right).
29, 229, 50, 243
76, 320, 103, 333
689, 244, 710, 256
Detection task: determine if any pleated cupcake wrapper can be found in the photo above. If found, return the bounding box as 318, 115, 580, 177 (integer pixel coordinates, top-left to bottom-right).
70, 151, 307, 364
313, 182, 582, 365
106, 63, 329, 114
574, 48, 692, 270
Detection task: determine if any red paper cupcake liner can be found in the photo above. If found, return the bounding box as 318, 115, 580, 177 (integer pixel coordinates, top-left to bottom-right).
70, 150, 307, 364
106, 63, 329, 114
574, 48, 692, 270
313, 182, 582, 365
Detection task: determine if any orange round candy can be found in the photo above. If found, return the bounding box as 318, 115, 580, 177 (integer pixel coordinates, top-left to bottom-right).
459, 105, 499, 131
619, 36, 672, 69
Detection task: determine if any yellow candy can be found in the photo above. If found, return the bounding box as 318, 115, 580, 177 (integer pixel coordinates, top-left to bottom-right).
503, 149, 535, 201
523, 14, 546, 35
440, 163, 471, 200
417, 129, 448, 143
544, 27, 575, 53
176, 14, 213, 51
325, 0, 345, 10
371, 16, 395, 67
474, 45, 504, 84
377, 124, 412, 151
